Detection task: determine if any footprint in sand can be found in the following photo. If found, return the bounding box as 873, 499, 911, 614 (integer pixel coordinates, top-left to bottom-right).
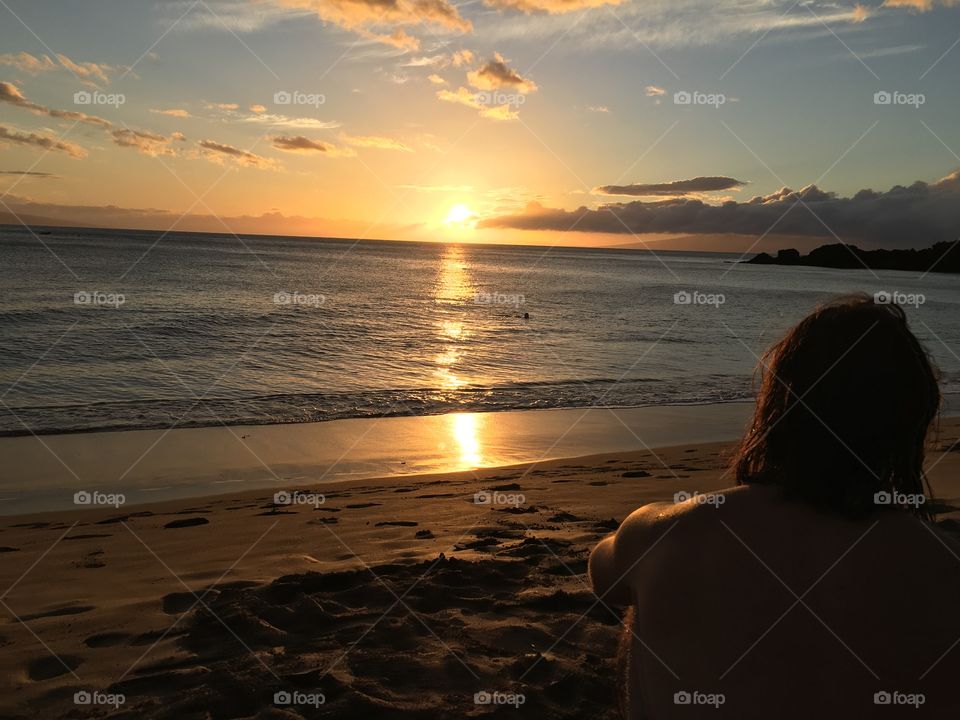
27, 654, 83, 681
19, 604, 95, 622
84, 631, 130, 648
163, 517, 209, 529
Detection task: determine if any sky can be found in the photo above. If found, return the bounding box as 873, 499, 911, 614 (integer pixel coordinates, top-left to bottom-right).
1, 0, 959, 250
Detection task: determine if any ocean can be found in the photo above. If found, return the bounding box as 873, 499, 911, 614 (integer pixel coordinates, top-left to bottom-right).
2, 225, 959, 437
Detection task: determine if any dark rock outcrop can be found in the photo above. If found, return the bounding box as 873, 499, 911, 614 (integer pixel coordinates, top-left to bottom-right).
745, 240, 960, 273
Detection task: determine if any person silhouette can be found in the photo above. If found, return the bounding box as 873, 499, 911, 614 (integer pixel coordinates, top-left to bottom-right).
590, 294, 959, 718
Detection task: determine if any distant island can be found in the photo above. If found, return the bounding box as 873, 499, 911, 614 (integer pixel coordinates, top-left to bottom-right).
746, 240, 960, 274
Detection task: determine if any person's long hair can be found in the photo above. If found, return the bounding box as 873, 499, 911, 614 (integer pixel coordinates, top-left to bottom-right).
733, 294, 940, 519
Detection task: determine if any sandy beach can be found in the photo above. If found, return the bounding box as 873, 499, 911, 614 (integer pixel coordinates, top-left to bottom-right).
2, 416, 959, 719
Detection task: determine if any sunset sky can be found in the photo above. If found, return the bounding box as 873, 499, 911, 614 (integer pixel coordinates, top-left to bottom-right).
1, 0, 960, 249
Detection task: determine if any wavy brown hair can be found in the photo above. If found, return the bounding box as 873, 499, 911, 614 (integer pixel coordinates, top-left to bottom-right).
733, 294, 940, 519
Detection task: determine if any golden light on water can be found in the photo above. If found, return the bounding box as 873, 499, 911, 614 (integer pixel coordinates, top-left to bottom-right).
434, 245, 474, 390
450, 412, 483, 467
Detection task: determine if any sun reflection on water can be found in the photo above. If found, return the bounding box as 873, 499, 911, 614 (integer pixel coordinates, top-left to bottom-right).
450, 412, 483, 467
434, 245, 474, 391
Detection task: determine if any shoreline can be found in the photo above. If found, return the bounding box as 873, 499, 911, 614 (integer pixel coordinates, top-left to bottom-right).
0, 402, 756, 516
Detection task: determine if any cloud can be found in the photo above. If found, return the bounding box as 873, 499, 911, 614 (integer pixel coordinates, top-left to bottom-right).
882, 0, 957, 9
0, 170, 59, 178
341, 133, 413, 151
111, 128, 181, 156
478, 172, 960, 248
483, 0, 622, 14
238, 113, 340, 130
271, 0, 471, 49
851, 3, 871, 21
249, 104, 268, 113
272, 134, 331, 152
437, 86, 519, 120
151, 108, 192, 118
0, 125, 87, 158
198, 139, 275, 168
467, 54, 537, 93
1, 191, 417, 239
428, 73, 447, 84
1, 82, 187, 158
206, 102, 241, 111
587, 105, 609, 113
645, 85, 666, 97
596, 176, 747, 196
0, 52, 113, 86
367, 27, 420, 50
0, 81, 113, 128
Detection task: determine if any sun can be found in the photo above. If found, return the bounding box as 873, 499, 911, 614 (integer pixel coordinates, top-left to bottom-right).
444, 203, 474, 225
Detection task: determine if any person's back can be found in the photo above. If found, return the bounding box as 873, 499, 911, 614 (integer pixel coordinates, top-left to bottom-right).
590, 295, 960, 717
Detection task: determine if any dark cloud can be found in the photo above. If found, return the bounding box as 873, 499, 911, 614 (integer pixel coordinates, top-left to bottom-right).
272, 135, 330, 152
467, 54, 537, 93
0, 125, 86, 158
0, 81, 113, 129
198, 139, 273, 167
0, 170, 59, 177
596, 176, 746, 196
478, 173, 960, 248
